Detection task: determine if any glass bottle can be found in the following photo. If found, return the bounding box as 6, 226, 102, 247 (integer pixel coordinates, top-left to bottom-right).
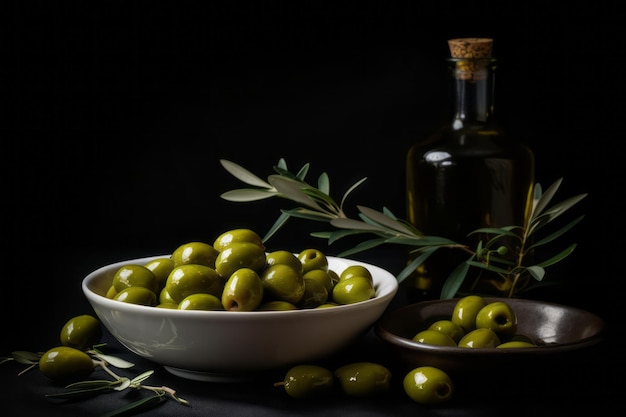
405, 38, 535, 301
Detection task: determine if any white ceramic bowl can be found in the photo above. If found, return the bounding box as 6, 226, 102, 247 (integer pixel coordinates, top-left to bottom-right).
82, 255, 398, 381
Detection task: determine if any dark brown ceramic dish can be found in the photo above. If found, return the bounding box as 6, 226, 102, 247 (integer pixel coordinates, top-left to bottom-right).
374, 297, 606, 374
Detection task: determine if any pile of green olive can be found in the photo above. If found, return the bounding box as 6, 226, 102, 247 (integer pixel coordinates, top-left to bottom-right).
38, 314, 103, 382
276, 362, 454, 405
275, 362, 391, 399
412, 295, 537, 348
105, 228, 377, 311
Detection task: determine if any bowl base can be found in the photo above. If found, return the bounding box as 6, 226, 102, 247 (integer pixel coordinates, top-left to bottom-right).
164, 366, 256, 382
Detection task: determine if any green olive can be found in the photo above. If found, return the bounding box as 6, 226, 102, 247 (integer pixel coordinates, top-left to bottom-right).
105, 285, 118, 299
302, 269, 334, 294
475, 301, 518, 337
144, 257, 175, 291
328, 269, 340, 287
297, 278, 328, 309
297, 249, 329, 274
39, 346, 95, 382
334, 362, 391, 397
412, 329, 457, 347
428, 319, 465, 344
214, 242, 267, 279
221, 268, 264, 311
316, 302, 339, 309
165, 264, 223, 303
458, 328, 501, 348
275, 364, 335, 399
171, 241, 219, 268
60, 314, 102, 351
265, 250, 303, 274
159, 287, 177, 305
156, 302, 179, 309
403, 366, 454, 405
213, 228, 265, 252
451, 295, 486, 333
509, 334, 537, 344
113, 286, 157, 306
260, 264, 305, 305
339, 265, 373, 285
179, 293, 224, 311
331, 276, 375, 305
496, 340, 536, 348
257, 300, 299, 311
112, 264, 159, 295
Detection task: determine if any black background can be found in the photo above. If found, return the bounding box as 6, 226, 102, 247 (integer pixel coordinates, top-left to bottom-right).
2, 1, 625, 414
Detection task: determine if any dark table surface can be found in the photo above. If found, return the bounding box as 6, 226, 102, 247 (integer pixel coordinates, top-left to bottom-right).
2, 247, 623, 417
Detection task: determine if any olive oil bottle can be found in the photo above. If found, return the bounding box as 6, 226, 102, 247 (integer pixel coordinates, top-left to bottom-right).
405, 38, 535, 301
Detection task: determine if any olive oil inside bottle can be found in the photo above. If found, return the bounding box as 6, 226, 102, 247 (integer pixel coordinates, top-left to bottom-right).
405, 39, 534, 301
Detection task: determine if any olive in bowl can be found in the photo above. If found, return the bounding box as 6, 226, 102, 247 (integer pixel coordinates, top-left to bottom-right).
374, 297, 606, 374
82, 255, 398, 381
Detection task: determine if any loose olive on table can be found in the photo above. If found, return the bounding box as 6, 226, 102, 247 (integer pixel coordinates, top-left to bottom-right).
38, 346, 96, 382
333, 362, 392, 397
403, 366, 454, 405
274, 364, 335, 399
60, 314, 102, 351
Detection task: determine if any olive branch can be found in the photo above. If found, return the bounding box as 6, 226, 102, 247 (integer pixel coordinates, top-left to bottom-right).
220, 158, 587, 299
2, 346, 189, 417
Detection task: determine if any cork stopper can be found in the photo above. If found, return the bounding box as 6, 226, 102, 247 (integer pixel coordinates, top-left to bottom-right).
447, 38, 494, 81
448, 38, 493, 58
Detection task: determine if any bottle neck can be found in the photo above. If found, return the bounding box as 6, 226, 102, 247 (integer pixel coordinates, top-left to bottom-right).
446, 58, 497, 129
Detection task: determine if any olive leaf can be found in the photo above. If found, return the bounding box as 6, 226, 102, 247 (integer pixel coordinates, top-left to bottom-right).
221, 188, 277, 202
90, 351, 135, 369
45, 380, 124, 400
10, 350, 41, 365
220, 159, 274, 189
441, 259, 473, 300
1, 341, 188, 416
99, 393, 166, 417
220, 158, 587, 299
129, 370, 154, 386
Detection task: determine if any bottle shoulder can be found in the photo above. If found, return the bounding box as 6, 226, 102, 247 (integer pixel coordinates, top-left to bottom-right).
407, 126, 533, 157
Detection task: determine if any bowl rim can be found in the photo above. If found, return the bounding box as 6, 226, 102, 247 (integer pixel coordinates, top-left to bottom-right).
374, 297, 607, 356
82, 254, 399, 318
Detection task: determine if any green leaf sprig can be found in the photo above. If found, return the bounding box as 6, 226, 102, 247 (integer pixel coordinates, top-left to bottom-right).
220, 158, 587, 299
2, 345, 189, 417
